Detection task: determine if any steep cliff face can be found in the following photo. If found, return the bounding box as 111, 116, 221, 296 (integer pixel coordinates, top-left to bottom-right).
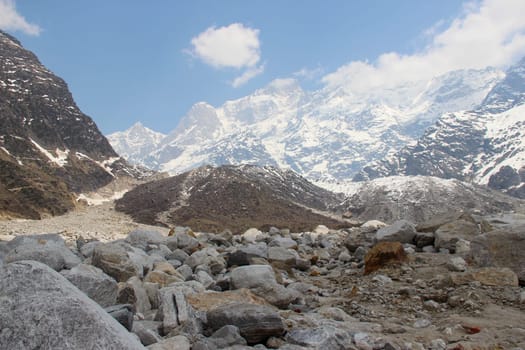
0, 31, 143, 218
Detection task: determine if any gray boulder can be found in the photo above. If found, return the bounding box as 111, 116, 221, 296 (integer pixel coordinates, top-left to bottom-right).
91, 242, 144, 282
60, 263, 118, 307
132, 320, 163, 346
226, 243, 268, 267
0, 261, 145, 349
147, 335, 190, 350
376, 220, 416, 243
230, 265, 277, 290
469, 227, 525, 284
126, 229, 165, 250
117, 276, 152, 314
208, 325, 248, 348
4, 234, 81, 271
285, 326, 353, 349
434, 219, 479, 253
105, 304, 135, 331
269, 237, 298, 250
230, 265, 300, 308
268, 246, 297, 267
206, 303, 284, 344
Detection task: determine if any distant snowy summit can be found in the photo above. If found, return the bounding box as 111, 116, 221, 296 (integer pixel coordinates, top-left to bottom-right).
356, 57, 525, 198
107, 122, 166, 169
109, 67, 503, 183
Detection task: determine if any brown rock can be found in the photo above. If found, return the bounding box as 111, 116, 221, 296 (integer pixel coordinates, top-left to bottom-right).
153, 261, 178, 275
364, 241, 407, 275
144, 270, 184, 287
186, 288, 269, 312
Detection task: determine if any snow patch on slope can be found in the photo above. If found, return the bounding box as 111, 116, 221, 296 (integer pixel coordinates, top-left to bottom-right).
30, 139, 69, 167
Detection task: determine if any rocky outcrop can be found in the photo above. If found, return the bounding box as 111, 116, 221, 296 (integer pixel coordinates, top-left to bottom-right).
0, 31, 151, 219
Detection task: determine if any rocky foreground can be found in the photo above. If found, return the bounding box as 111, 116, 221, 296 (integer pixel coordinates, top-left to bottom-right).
1, 210, 525, 349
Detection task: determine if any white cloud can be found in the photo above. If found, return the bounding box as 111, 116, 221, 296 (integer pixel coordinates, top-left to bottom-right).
188, 23, 263, 87
190, 23, 261, 69
231, 64, 265, 88
322, 0, 525, 93
0, 0, 41, 36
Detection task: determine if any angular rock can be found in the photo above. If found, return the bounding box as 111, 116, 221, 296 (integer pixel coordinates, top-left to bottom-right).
92, 242, 144, 282
231, 265, 277, 289
242, 228, 263, 243
4, 234, 81, 271
126, 229, 165, 250
269, 237, 298, 250
285, 326, 353, 349
468, 228, 525, 284
156, 286, 202, 336
0, 261, 145, 349
206, 303, 284, 344
268, 246, 297, 267
209, 325, 248, 348
455, 239, 471, 254
447, 257, 467, 272
147, 335, 190, 350
186, 289, 269, 312
132, 320, 163, 346
118, 276, 152, 314
414, 231, 435, 249
376, 220, 416, 243
230, 265, 300, 308
434, 219, 479, 253
361, 220, 387, 231
80, 241, 100, 258
144, 281, 160, 309
144, 270, 184, 287
177, 264, 193, 281
166, 233, 199, 254
61, 263, 118, 307
226, 243, 268, 267
364, 241, 408, 275
105, 304, 135, 331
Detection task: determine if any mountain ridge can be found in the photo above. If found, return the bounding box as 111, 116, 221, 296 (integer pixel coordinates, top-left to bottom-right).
109, 68, 503, 182
355, 57, 525, 198
0, 30, 149, 218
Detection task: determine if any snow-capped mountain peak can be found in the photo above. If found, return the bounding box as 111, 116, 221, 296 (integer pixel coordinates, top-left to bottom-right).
355, 57, 525, 198
108, 66, 505, 183
107, 122, 166, 168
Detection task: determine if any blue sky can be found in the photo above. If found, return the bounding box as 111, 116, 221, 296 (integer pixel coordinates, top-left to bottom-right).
2, 1, 525, 134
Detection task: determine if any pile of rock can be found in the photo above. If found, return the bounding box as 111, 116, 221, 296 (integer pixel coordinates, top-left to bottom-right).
1, 212, 524, 349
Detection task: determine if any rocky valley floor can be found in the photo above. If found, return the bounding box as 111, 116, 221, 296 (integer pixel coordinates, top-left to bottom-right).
1, 202, 524, 350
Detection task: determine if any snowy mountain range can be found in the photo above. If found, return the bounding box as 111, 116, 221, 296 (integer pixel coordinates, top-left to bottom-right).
356, 57, 525, 198
108, 67, 503, 183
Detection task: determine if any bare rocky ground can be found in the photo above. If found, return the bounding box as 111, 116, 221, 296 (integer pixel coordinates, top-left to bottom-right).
0, 201, 169, 244
1, 202, 524, 350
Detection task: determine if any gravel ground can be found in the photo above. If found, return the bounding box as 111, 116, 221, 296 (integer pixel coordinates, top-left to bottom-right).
0, 202, 169, 244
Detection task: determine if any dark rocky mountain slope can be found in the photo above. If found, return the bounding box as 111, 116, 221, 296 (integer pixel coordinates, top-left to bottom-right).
0, 31, 146, 219
116, 165, 348, 233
